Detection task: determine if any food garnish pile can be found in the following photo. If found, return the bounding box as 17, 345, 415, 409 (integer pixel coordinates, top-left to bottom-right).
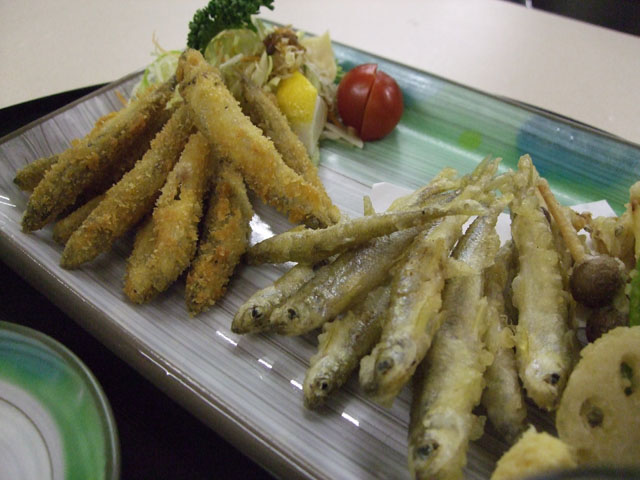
12, 0, 640, 478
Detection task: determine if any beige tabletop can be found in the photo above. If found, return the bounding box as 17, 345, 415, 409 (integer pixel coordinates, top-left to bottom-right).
2, 0, 639, 145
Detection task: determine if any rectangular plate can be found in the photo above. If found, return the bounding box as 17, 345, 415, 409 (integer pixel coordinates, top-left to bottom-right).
1, 43, 639, 479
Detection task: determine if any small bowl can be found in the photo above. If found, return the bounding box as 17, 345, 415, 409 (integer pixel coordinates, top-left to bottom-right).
0, 321, 120, 480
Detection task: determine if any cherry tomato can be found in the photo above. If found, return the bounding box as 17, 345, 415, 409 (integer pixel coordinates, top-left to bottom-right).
337, 63, 403, 141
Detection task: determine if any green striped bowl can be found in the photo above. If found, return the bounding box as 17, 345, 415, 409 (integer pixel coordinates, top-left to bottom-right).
0, 321, 119, 480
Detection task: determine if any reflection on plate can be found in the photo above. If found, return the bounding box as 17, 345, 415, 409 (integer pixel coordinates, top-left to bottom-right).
0, 41, 639, 479
0, 321, 119, 480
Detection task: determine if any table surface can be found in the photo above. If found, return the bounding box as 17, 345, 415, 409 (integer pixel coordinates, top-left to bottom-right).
2, 0, 640, 145
1, 1, 639, 479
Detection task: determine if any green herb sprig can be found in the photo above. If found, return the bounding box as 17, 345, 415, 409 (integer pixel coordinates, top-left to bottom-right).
187, 0, 274, 53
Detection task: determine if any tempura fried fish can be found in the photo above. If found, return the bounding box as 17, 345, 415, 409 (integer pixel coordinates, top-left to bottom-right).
359, 164, 503, 407
408, 212, 500, 480
268, 226, 421, 336
265, 164, 494, 337
304, 285, 390, 409
232, 263, 316, 334
510, 155, 575, 411
247, 199, 486, 265
481, 241, 527, 444
359, 215, 466, 407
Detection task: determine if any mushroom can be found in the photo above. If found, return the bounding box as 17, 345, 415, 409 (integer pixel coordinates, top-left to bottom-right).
537, 179, 626, 310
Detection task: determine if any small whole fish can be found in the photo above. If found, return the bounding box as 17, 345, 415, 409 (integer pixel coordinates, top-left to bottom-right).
185, 160, 254, 315
359, 165, 504, 407
232, 263, 316, 334
177, 49, 340, 228
303, 285, 391, 409
247, 199, 486, 265
22, 79, 177, 232
239, 78, 327, 194
408, 211, 501, 480
481, 241, 527, 444
13, 155, 58, 192
510, 156, 575, 411
269, 226, 421, 336
60, 104, 194, 269
266, 166, 502, 337
124, 132, 213, 304
359, 215, 465, 407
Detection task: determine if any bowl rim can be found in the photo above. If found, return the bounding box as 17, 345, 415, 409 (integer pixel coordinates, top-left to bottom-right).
0, 320, 121, 480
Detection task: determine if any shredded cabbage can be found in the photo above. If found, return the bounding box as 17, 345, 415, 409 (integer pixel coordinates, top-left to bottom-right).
322, 122, 364, 149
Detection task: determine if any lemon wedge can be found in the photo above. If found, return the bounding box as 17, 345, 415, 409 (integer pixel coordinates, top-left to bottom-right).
276, 71, 327, 163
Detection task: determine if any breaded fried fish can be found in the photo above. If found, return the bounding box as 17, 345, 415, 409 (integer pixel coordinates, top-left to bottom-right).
14, 109, 122, 192
239, 79, 329, 196
52, 194, 105, 245
22, 79, 176, 231
13, 155, 58, 192
176, 49, 340, 228
124, 132, 213, 303
51, 107, 175, 245
60, 104, 194, 268
185, 160, 253, 315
